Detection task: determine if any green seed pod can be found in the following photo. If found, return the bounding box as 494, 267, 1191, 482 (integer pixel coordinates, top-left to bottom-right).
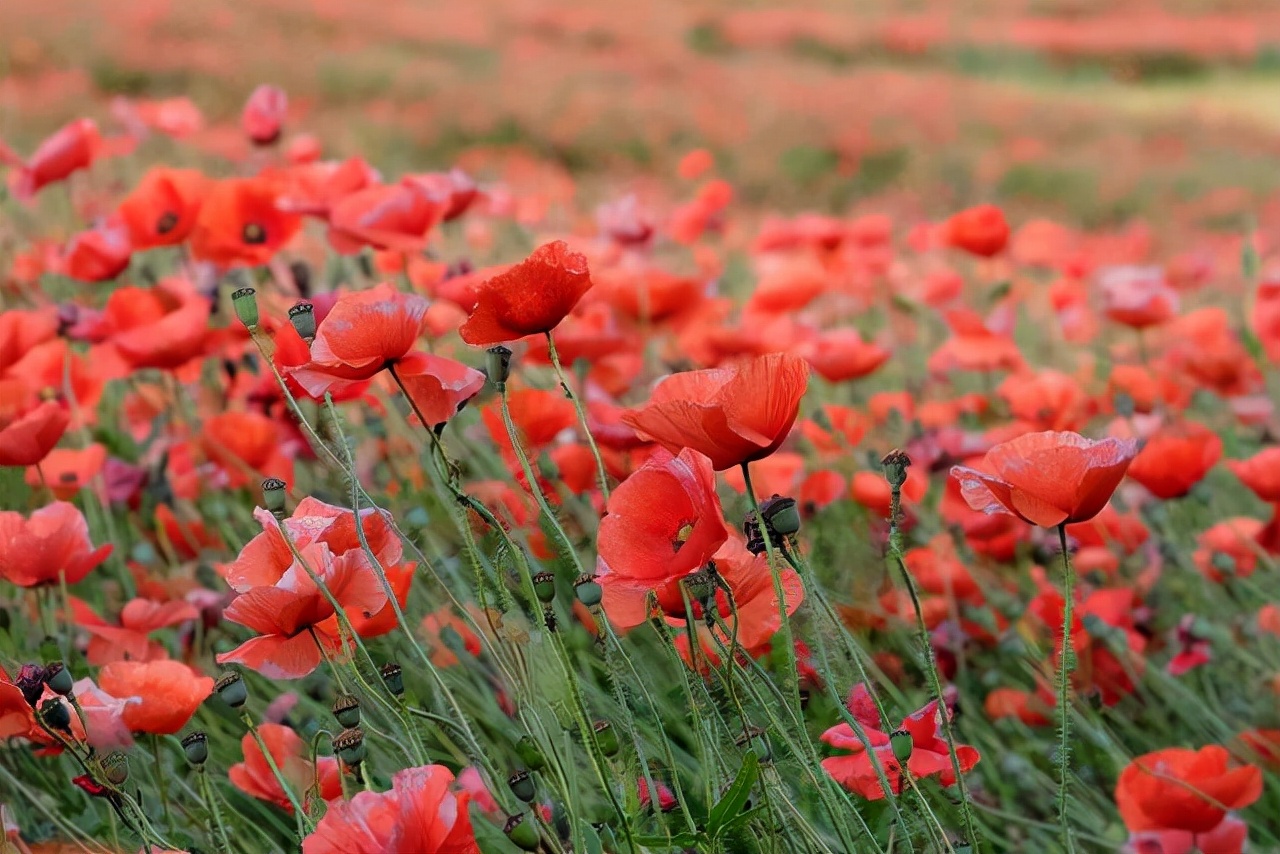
574, 574, 603, 608
261, 477, 287, 518
593, 720, 619, 757
182, 731, 209, 765
486, 345, 513, 389
214, 671, 248, 709
532, 571, 557, 605
333, 727, 366, 766
515, 736, 546, 772
508, 770, 536, 803
102, 751, 129, 785
332, 694, 361, 729
503, 814, 541, 851
760, 495, 800, 537
231, 287, 259, 330
43, 661, 74, 696
380, 662, 404, 696
890, 729, 913, 764
288, 302, 317, 343
881, 449, 912, 490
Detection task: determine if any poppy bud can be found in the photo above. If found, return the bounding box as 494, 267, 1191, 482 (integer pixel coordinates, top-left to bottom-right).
682, 566, 716, 612
735, 725, 771, 764
333, 727, 366, 766
16, 665, 46, 708
380, 662, 404, 696
881, 449, 912, 490
503, 814, 541, 851
574, 574, 603, 608
231, 287, 259, 331
261, 477, 287, 519
515, 736, 546, 772
508, 770, 536, 803
593, 720, 620, 757
214, 671, 248, 709
532, 571, 557, 604
288, 302, 317, 344
331, 694, 361, 728
182, 731, 209, 765
39, 698, 71, 733
43, 662, 74, 696
487, 345, 513, 390
102, 751, 129, 786
759, 494, 800, 537
890, 729, 913, 764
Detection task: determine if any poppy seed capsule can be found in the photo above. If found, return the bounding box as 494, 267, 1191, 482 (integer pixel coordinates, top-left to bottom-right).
508, 770, 536, 803
380, 662, 404, 696
881, 449, 912, 489
760, 495, 800, 537
486, 345, 513, 389
333, 727, 366, 766
102, 751, 129, 785
515, 736, 546, 772
39, 698, 71, 733
503, 813, 541, 851
261, 478, 287, 518
214, 671, 248, 708
593, 720, 620, 757
231, 287, 259, 330
43, 661, 74, 696
574, 574, 603, 608
182, 731, 209, 765
288, 302, 317, 343
890, 729, 913, 764
332, 694, 361, 728
532, 571, 557, 604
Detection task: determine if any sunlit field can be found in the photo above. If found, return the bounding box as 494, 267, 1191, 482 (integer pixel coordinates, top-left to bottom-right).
3, 2, 1280, 853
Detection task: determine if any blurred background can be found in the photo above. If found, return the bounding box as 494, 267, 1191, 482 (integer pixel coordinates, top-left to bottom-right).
4, 0, 1280, 242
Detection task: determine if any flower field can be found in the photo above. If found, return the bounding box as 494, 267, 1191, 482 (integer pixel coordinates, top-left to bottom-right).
4, 1, 1280, 852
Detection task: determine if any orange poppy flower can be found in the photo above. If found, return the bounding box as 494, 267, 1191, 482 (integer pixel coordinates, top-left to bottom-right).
97, 660, 212, 735
287, 283, 429, 398
242, 84, 288, 145
117, 167, 208, 249
327, 181, 445, 254
60, 218, 132, 283
0, 501, 111, 587
593, 267, 705, 323
0, 308, 59, 374
799, 469, 845, 513
25, 443, 106, 499
1116, 745, 1262, 835
721, 451, 804, 499
623, 352, 809, 471
481, 388, 577, 461
189, 177, 301, 267
951, 431, 1138, 528
301, 764, 479, 854
202, 411, 294, 490
796, 329, 890, 383
802, 404, 870, 455
7, 118, 101, 199
0, 381, 69, 467
391, 352, 486, 432
944, 204, 1009, 257
1125, 422, 1221, 500
230, 722, 341, 813
983, 685, 1053, 727
851, 469, 927, 518
459, 241, 594, 345
1227, 447, 1280, 503
105, 278, 211, 372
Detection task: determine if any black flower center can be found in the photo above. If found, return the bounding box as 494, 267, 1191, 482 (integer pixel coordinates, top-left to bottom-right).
243, 223, 267, 244
155, 212, 179, 235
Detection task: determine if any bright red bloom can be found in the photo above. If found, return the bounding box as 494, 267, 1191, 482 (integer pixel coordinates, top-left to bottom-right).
302, 764, 479, 854
1227, 447, 1280, 502
1116, 745, 1262, 835
459, 241, 594, 345
190, 178, 301, 267
821, 684, 980, 800
623, 352, 809, 471
97, 660, 213, 735
796, 329, 890, 383
944, 204, 1009, 257
1193, 517, 1265, 582
78, 597, 199, 665
230, 723, 341, 813
0, 501, 111, 587
25, 443, 106, 499
951, 431, 1138, 528
117, 167, 208, 249
7, 118, 101, 199
927, 310, 1025, 375
242, 84, 288, 145
202, 411, 295, 490
998, 370, 1091, 432
0, 308, 59, 374
327, 182, 445, 253
387, 352, 485, 431
104, 278, 211, 371
60, 218, 132, 282
1126, 422, 1221, 500
0, 381, 69, 467
1100, 266, 1179, 329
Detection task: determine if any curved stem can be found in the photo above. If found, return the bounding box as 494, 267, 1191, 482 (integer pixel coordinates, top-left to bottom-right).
545, 331, 610, 501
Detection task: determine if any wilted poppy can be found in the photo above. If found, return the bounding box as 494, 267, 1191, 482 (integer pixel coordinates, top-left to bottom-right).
951, 431, 1138, 528
117, 167, 208, 249
242, 84, 288, 145
0, 501, 111, 586
1125, 422, 1221, 500
190, 177, 301, 267
301, 764, 479, 854
944, 204, 1009, 257
623, 352, 809, 471
230, 722, 341, 813
459, 241, 594, 345
97, 660, 212, 735
7, 118, 101, 199
1116, 745, 1261, 835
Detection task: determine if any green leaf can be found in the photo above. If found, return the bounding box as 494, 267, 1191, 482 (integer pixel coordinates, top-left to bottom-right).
707, 753, 760, 838
632, 831, 702, 849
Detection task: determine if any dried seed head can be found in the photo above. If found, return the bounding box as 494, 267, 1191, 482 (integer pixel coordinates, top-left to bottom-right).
881, 449, 912, 489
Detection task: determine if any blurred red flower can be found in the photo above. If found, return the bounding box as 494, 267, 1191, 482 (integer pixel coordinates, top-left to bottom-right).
242, 84, 288, 145
0, 501, 111, 587
117, 167, 208, 249
6, 118, 101, 199
1116, 745, 1261, 835
231, 722, 341, 813
190, 177, 301, 267
97, 660, 212, 735
1125, 422, 1221, 500
944, 204, 1009, 257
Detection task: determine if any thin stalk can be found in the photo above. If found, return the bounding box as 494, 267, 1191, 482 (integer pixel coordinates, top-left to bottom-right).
1056, 523, 1077, 854
545, 331, 610, 501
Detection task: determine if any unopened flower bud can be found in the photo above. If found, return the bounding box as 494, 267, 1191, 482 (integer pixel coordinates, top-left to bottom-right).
508, 770, 536, 803
515, 736, 546, 772
890, 728, 913, 764
486, 345, 513, 389
593, 720, 620, 757
333, 727, 366, 766
881, 449, 912, 490
102, 751, 129, 785
380, 662, 404, 696
43, 662, 74, 696
39, 698, 71, 733
261, 478, 287, 519
182, 731, 209, 765
332, 694, 361, 729
231, 287, 259, 330
532, 571, 557, 604
215, 671, 248, 709
504, 813, 541, 851
288, 302, 316, 343
574, 574, 603, 608
760, 494, 800, 537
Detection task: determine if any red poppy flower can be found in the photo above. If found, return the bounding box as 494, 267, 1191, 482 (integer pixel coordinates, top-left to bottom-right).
117, 167, 208, 249
388, 352, 485, 431
287, 284, 429, 398
104, 278, 211, 372
459, 241, 594, 345
419, 606, 483, 668
1125, 422, 1221, 500
301, 764, 479, 854
1227, 447, 1280, 502
60, 218, 132, 283
927, 310, 1025, 375
0, 501, 111, 587
0, 308, 59, 374
190, 177, 301, 267
944, 204, 1009, 257
97, 660, 212, 735
202, 411, 295, 490
1116, 745, 1261, 835
1192, 518, 1265, 582
7, 118, 101, 199
0, 381, 69, 467
403, 168, 479, 221
998, 370, 1091, 432
796, 330, 890, 383
327, 181, 446, 254
597, 448, 730, 628
25, 443, 106, 500
821, 684, 980, 800
623, 352, 809, 471
230, 723, 341, 813
79, 597, 199, 665
594, 267, 705, 323
951, 431, 1138, 528
1099, 266, 1179, 329
1124, 816, 1247, 854
242, 84, 288, 145
481, 388, 577, 462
